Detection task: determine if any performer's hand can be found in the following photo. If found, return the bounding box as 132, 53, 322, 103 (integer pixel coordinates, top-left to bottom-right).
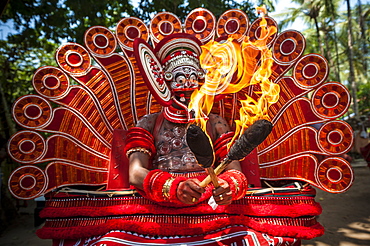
177, 179, 205, 204
212, 179, 232, 205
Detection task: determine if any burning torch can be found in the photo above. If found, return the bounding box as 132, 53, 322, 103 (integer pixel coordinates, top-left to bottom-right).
186, 119, 272, 188
186, 124, 220, 188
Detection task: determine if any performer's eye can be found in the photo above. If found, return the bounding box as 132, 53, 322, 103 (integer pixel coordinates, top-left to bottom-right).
176, 75, 186, 84
198, 70, 205, 80
164, 72, 173, 81
190, 73, 197, 81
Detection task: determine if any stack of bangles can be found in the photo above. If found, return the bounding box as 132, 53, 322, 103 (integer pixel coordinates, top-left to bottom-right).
142, 169, 248, 204
214, 131, 234, 163
124, 127, 156, 158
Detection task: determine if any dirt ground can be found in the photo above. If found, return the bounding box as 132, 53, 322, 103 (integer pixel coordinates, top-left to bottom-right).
302, 160, 370, 246
0, 160, 369, 246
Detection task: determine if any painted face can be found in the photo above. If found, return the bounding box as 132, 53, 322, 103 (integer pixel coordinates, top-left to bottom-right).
164, 65, 200, 103
170, 65, 199, 92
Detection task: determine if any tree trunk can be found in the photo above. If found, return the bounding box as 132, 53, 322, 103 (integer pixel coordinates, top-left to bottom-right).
346, 0, 359, 117
0, 59, 17, 137
328, 0, 341, 82
357, 0, 368, 79
313, 16, 324, 56
332, 22, 341, 82
323, 27, 333, 73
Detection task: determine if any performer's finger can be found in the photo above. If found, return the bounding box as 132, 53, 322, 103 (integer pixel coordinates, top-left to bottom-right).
188, 179, 205, 193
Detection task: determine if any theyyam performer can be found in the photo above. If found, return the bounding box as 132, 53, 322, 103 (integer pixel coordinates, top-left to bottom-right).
7, 6, 354, 246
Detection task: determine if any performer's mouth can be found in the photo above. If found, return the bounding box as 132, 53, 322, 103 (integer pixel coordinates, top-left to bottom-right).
174, 90, 194, 103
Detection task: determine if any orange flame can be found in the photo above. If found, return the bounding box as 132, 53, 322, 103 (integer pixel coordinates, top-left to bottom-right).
256, 5, 267, 17
189, 13, 279, 146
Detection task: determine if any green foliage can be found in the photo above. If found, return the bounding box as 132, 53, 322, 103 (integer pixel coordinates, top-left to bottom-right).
134, 0, 257, 22
358, 82, 370, 115
0, 39, 56, 99
0, 38, 57, 137
0, 0, 134, 140
1, 0, 134, 44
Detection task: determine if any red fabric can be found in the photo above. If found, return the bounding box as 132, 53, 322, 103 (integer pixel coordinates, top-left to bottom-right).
52, 226, 302, 246
247, 218, 325, 240
38, 184, 324, 241
240, 149, 261, 187
39, 196, 322, 219
107, 129, 130, 190
40, 185, 321, 218
37, 213, 322, 240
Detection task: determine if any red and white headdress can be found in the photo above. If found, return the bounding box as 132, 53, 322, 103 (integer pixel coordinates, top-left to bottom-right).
134, 33, 204, 123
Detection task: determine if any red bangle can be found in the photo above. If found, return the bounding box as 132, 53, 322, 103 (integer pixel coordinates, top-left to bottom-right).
219, 169, 248, 200
124, 127, 156, 157
143, 169, 172, 202
142, 169, 187, 205
169, 176, 187, 203
213, 132, 234, 163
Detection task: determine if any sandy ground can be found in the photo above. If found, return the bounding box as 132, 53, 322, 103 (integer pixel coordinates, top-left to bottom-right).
0, 160, 369, 246
302, 160, 370, 246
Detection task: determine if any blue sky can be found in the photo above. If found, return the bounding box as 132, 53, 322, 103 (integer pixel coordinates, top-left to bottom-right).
267, 0, 370, 30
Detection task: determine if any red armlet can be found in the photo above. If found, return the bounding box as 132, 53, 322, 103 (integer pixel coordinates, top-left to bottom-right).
213, 132, 234, 163
124, 127, 156, 157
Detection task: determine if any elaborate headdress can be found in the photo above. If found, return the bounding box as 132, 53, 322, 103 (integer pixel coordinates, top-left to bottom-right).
133, 33, 205, 123
7, 7, 353, 245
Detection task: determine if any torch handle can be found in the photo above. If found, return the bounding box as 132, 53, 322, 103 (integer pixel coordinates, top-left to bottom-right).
200, 158, 231, 188
206, 167, 220, 188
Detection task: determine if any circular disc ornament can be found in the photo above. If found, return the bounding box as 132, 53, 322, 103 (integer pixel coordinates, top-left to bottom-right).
150, 12, 182, 44
8, 130, 46, 163
217, 9, 249, 42
8, 165, 48, 200
312, 82, 350, 119
317, 120, 353, 155
316, 157, 353, 193
12, 95, 53, 129
133, 38, 172, 106
84, 26, 117, 56
56, 43, 91, 76
293, 54, 328, 89
184, 8, 216, 44
272, 30, 305, 65
116, 17, 149, 52
33, 66, 70, 99
248, 17, 278, 47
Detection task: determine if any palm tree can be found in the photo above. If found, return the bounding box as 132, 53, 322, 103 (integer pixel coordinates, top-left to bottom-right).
274, 0, 325, 55
356, 0, 369, 79
274, 0, 370, 117
346, 0, 359, 117
323, 0, 342, 82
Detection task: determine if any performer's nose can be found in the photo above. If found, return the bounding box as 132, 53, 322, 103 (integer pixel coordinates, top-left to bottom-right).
184, 79, 197, 88
184, 79, 192, 88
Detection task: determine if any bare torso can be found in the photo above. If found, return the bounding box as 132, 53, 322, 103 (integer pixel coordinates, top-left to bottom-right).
136, 112, 231, 173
